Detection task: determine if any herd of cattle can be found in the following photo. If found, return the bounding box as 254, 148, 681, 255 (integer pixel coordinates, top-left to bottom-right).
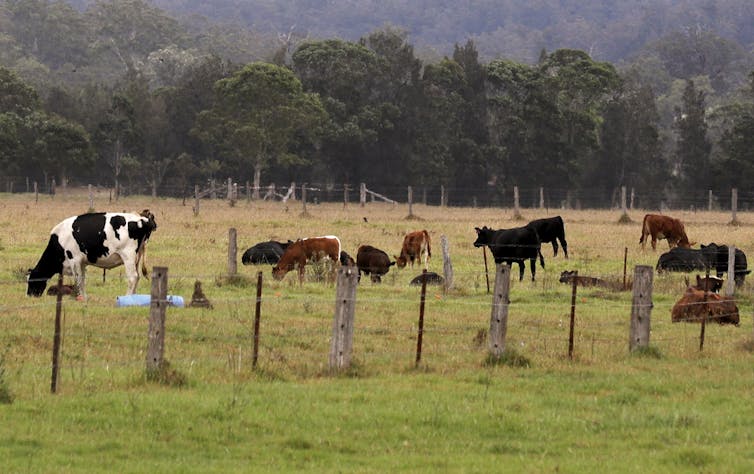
25, 211, 747, 326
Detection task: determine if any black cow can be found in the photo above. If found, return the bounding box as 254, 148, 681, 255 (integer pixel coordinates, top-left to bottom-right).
473, 226, 545, 281
656, 243, 750, 286
526, 216, 568, 258
241, 240, 291, 265
356, 245, 395, 283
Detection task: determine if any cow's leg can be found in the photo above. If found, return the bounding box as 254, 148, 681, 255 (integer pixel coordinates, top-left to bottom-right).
517, 261, 525, 281
651, 235, 657, 250
70, 261, 87, 299
551, 241, 559, 257
560, 237, 568, 259
121, 253, 140, 295
529, 257, 536, 281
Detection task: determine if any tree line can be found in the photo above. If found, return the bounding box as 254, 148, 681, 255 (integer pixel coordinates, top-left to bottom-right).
1, 1, 753, 208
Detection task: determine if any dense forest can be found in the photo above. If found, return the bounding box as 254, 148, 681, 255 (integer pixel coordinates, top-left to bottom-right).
1, 0, 753, 208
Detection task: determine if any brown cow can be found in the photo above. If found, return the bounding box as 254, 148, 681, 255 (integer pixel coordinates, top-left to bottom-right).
639, 214, 692, 250
671, 287, 739, 325
272, 235, 341, 283
395, 230, 431, 269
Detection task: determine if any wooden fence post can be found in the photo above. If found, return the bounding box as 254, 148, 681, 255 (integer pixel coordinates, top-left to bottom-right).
50, 274, 64, 394
407, 186, 414, 218
301, 183, 308, 215
726, 245, 736, 297
621, 186, 627, 215
568, 271, 578, 359
513, 186, 522, 219
539, 187, 545, 209
343, 184, 348, 208
630, 188, 635, 210
441, 235, 453, 292
415, 269, 428, 366
629, 265, 653, 352
489, 264, 511, 358
730, 188, 739, 225
360, 183, 366, 207
227, 228, 237, 276
708, 190, 713, 212
440, 185, 446, 207
252, 271, 263, 369
34, 181, 38, 203
146, 267, 168, 373
88, 184, 94, 211
329, 266, 358, 371
193, 184, 199, 216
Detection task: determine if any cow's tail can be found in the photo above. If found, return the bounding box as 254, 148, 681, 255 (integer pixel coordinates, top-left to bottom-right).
538, 249, 545, 269
639, 214, 649, 243
423, 230, 432, 258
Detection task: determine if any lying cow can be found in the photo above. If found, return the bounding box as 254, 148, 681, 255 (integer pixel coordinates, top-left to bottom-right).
27, 211, 157, 299
356, 245, 395, 283
671, 287, 739, 325
526, 216, 568, 258
656, 243, 750, 286
241, 240, 291, 265
639, 214, 692, 250
395, 230, 431, 269
474, 225, 544, 281
272, 235, 341, 283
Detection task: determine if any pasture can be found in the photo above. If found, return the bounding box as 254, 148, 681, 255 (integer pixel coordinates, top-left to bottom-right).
2, 190, 754, 472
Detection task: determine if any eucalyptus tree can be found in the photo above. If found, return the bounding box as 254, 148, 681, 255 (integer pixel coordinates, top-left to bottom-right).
195, 62, 326, 197
674, 79, 712, 197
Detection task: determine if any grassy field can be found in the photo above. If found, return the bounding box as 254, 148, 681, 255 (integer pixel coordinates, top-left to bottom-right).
1, 189, 754, 472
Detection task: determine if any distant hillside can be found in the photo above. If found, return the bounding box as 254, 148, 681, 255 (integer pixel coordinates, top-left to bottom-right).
143, 0, 754, 63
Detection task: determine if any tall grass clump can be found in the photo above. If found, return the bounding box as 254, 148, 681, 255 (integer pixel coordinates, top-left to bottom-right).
483, 347, 531, 368
0, 351, 14, 404
630, 345, 663, 359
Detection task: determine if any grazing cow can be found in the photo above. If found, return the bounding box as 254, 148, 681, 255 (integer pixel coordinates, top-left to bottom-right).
27, 212, 157, 299
241, 240, 291, 265
395, 230, 431, 269
526, 216, 568, 258
671, 287, 739, 326
340, 250, 356, 266
409, 272, 444, 286
473, 226, 544, 281
639, 214, 692, 250
272, 236, 341, 283
656, 244, 750, 286
356, 245, 395, 283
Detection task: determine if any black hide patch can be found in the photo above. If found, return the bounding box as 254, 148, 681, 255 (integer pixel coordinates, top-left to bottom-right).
128, 219, 155, 249
72, 213, 109, 264
110, 215, 126, 240
27, 233, 65, 296
66, 250, 73, 259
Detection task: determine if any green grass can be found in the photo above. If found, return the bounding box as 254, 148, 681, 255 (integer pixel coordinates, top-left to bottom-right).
2, 191, 754, 471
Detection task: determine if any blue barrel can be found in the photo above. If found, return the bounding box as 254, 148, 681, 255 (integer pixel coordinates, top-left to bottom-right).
116, 294, 184, 307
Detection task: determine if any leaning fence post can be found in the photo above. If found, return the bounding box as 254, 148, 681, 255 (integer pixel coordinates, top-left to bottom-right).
252, 271, 263, 369
146, 267, 168, 374
488, 264, 511, 358
441, 235, 453, 292
629, 265, 653, 352
50, 274, 64, 394
227, 228, 237, 276
329, 266, 358, 371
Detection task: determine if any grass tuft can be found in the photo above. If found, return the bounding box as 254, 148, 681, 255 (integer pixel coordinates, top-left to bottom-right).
630, 345, 663, 359
483, 347, 531, 368
145, 360, 188, 387
214, 274, 255, 288
0, 352, 13, 405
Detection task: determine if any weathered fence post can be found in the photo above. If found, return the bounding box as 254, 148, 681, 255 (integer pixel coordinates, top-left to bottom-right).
50, 274, 64, 394
621, 186, 628, 215
513, 186, 522, 219
246, 181, 251, 203
407, 186, 414, 218
539, 187, 545, 209
441, 235, 453, 292
489, 264, 511, 358
630, 187, 635, 210
730, 188, 739, 225
252, 271, 263, 369
146, 267, 168, 374
726, 245, 736, 297
34, 181, 38, 203
708, 190, 713, 212
301, 183, 308, 216
568, 271, 578, 359
343, 184, 349, 208
623, 247, 628, 291
193, 184, 199, 216
227, 228, 237, 276
329, 266, 358, 371
629, 265, 653, 352
415, 269, 428, 366
440, 185, 446, 207
88, 184, 94, 211
360, 183, 366, 207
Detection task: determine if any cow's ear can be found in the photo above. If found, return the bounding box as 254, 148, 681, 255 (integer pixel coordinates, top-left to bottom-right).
474, 227, 481, 233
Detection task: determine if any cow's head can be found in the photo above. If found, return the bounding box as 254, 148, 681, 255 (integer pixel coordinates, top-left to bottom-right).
26, 268, 48, 297
394, 255, 408, 268
473, 226, 493, 248
559, 270, 577, 283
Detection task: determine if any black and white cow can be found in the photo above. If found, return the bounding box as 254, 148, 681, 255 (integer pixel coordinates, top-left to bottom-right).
241, 240, 291, 265
27, 211, 157, 299
473, 225, 545, 281
526, 216, 568, 258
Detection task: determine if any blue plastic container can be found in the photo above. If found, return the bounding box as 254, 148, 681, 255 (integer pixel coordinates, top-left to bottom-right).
115, 294, 185, 307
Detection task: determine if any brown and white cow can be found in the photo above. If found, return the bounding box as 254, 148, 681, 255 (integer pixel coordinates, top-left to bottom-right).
639, 214, 692, 250
272, 235, 341, 283
671, 286, 739, 325
395, 230, 431, 270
